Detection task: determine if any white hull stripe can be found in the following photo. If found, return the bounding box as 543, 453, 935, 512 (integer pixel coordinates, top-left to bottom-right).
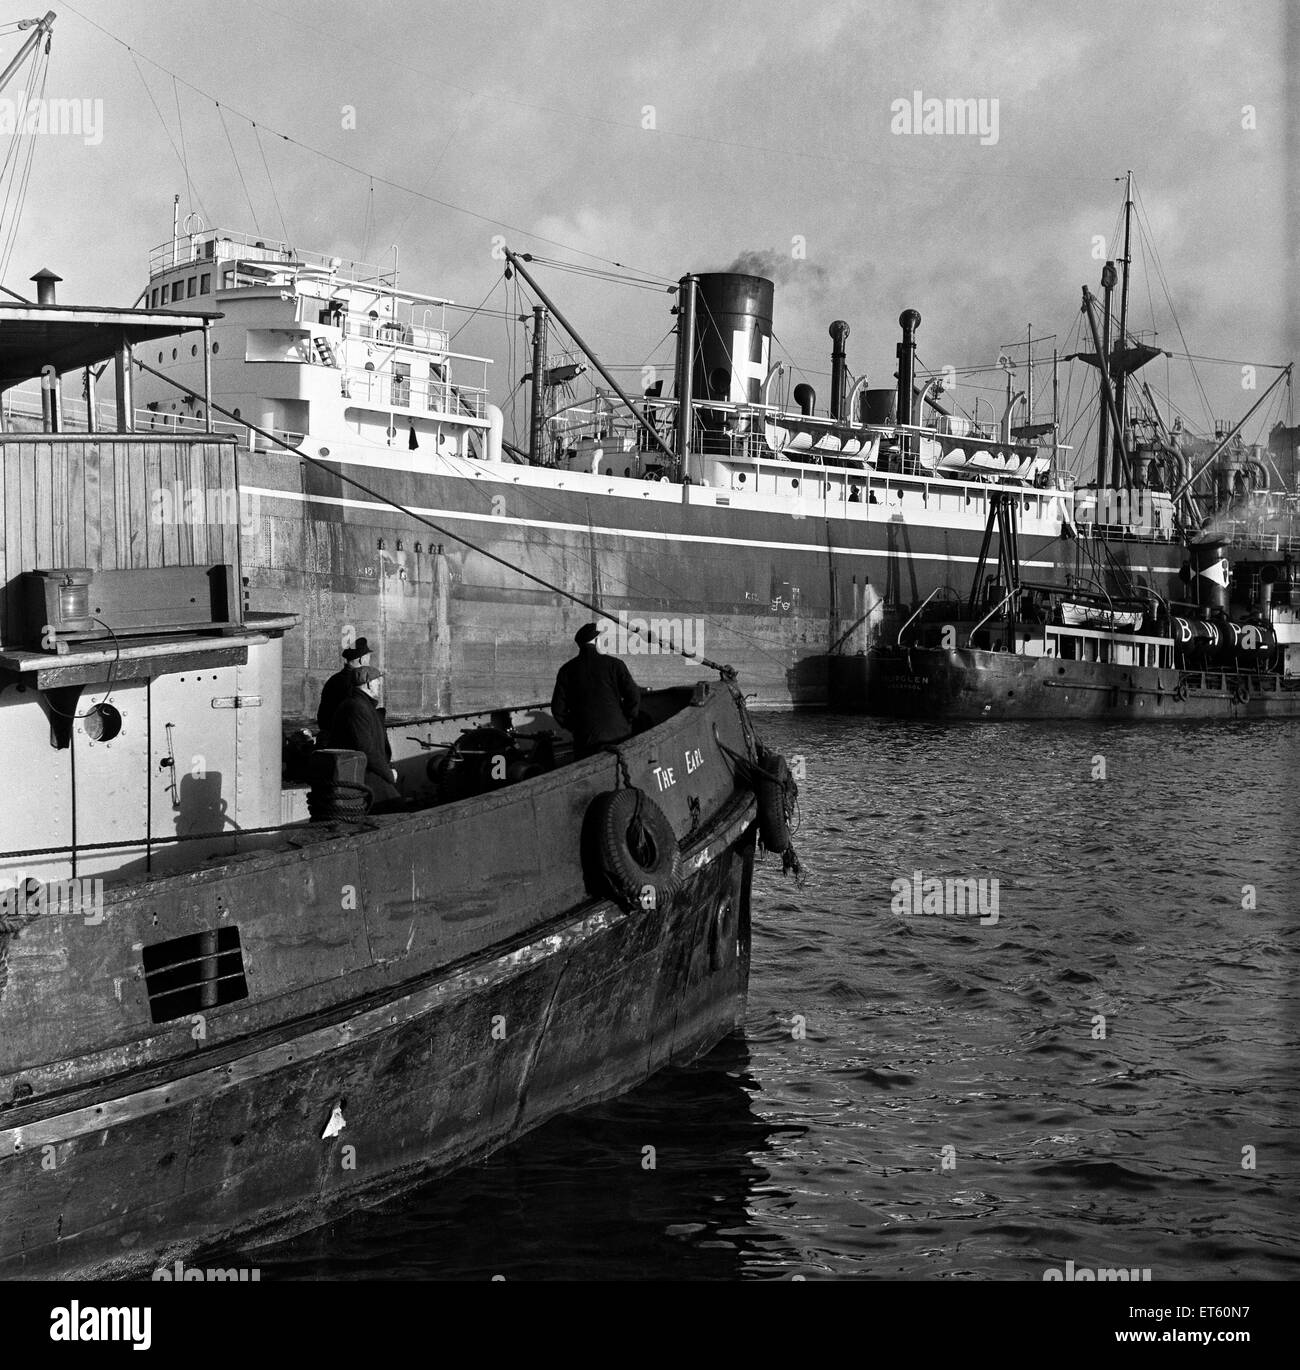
239, 484, 1112, 570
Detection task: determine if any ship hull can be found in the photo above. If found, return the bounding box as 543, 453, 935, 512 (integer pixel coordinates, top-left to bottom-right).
238, 445, 1185, 718
832, 647, 1300, 720
0, 684, 757, 1278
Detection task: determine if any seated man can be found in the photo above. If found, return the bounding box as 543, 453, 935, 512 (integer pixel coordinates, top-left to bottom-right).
551, 623, 642, 759
328, 665, 401, 808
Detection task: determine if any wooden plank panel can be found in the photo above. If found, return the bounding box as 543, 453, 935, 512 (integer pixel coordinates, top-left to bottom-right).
98, 441, 116, 572
81, 443, 100, 572
145, 440, 165, 569
19, 441, 37, 579
67, 436, 85, 568
221, 444, 240, 573
189, 440, 208, 564
114, 438, 136, 569
34, 440, 54, 568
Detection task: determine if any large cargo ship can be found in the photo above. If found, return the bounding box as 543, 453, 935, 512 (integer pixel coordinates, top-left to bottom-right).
125, 227, 1191, 721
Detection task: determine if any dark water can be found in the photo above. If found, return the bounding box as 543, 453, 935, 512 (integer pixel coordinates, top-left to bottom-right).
255, 715, 1300, 1280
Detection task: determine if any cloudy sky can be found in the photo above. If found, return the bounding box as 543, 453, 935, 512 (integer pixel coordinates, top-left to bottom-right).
4, 0, 1295, 469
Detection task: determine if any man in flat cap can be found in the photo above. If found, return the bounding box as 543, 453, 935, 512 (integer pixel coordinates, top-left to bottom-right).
551, 622, 642, 759
328, 664, 401, 807
317, 635, 372, 742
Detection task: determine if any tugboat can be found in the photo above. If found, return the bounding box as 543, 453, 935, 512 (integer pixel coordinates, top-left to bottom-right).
0, 285, 785, 1277
840, 490, 1300, 720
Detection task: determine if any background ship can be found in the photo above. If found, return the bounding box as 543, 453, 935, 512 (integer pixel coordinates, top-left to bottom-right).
831, 176, 1298, 713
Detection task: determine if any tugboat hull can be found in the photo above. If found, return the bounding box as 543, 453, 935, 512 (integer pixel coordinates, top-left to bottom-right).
0, 685, 759, 1279
832, 647, 1300, 720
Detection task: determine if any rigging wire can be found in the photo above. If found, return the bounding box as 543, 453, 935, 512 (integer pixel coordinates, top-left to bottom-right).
252, 123, 289, 243
128, 51, 210, 224
1133, 182, 1214, 429
217, 103, 260, 235
360, 177, 374, 266
60, 1, 672, 278
0, 39, 49, 281
172, 74, 194, 219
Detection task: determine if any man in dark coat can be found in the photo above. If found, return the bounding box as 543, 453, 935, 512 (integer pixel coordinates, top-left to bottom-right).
328, 665, 401, 807
317, 636, 371, 740
551, 622, 642, 759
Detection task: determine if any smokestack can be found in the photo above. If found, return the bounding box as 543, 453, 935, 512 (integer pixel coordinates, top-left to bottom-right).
829, 320, 850, 421
896, 310, 920, 426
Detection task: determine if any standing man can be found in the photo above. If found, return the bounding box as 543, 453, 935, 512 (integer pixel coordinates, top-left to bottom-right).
328, 664, 401, 808
317, 635, 371, 741
551, 622, 642, 759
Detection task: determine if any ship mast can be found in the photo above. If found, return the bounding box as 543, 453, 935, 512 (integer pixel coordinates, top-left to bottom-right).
527, 304, 547, 463
0, 11, 55, 96
503, 249, 676, 466
1113, 170, 1134, 484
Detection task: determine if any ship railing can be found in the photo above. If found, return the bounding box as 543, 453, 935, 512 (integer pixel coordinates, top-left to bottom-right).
896, 588, 943, 646
966, 589, 1017, 648
0, 385, 250, 441
340, 317, 453, 356
1083, 520, 1180, 545
150, 229, 386, 287
135, 408, 246, 440
1180, 668, 1283, 693
338, 366, 489, 420
1218, 524, 1300, 555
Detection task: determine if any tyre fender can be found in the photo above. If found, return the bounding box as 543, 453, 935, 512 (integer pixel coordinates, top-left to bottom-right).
584, 787, 681, 911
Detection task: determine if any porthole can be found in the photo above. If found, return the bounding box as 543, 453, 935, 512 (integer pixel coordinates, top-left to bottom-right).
191, 344, 198, 357
737, 473, 747, 483
84, 702, 123, 742
212, 342, 219, 354
172, 348, 178, 361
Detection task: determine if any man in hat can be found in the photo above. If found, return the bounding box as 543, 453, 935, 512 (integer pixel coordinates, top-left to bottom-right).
551, 622, 642, 759
316, 636, 371, 742
328, 664, 401, 807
